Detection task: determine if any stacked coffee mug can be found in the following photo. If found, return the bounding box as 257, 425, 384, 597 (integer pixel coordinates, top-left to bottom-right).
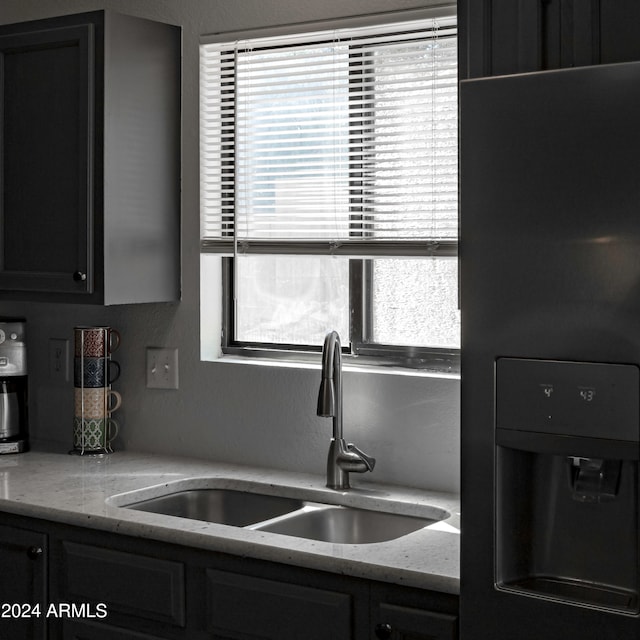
72, 326, 121, 455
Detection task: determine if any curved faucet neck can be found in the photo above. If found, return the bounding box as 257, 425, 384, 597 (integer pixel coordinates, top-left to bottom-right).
320, 331, 342, 440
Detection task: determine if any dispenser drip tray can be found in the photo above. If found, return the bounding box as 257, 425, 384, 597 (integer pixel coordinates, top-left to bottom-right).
504, 576, 638, 613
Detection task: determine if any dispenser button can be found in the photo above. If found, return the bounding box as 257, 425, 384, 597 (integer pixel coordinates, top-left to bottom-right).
0, 357, 7, 367
578, 387, 596, 402
540, 383, 554, 398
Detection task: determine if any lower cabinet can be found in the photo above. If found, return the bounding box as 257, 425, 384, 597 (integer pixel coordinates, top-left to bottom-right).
0, 523, 47, 640
0, 513, 458, 640
371, 584, 458, 640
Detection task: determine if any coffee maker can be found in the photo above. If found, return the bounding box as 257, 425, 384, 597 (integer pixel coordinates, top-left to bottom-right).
0, 320, 28, 453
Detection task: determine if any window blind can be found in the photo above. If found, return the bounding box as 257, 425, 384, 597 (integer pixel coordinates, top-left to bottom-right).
200, 16, 457, 257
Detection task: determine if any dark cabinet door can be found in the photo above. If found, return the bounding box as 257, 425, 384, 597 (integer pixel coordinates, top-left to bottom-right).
206, 569, 353, 640
373, 603, 457, 640
0, 23, 93, 294
460, 0, 545, 79
56, 541, 186, 634
599, 0, 640, 64
0, 523, 47, 639
371, 584, 458, 640
461, 0, 640, 80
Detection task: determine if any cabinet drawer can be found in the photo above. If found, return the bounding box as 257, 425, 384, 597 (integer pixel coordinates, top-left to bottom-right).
61, 541, 185, 627
206, 568, 353, 640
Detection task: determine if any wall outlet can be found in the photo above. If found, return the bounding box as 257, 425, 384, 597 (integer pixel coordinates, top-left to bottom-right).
49, 338, 69, 383
146, 347, 179, 389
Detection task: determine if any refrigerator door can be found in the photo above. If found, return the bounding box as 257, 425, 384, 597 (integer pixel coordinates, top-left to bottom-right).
460, 62, 640, 640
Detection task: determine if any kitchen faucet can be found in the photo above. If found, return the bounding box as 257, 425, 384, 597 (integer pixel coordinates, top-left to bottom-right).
317, 331, 376, 490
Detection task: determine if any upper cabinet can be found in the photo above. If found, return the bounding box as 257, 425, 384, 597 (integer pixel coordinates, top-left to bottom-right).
0, 11, 180, 304
459, 0, 640, 79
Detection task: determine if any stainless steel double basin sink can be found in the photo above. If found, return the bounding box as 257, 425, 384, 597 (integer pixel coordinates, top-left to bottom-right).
119, 485, 449, 545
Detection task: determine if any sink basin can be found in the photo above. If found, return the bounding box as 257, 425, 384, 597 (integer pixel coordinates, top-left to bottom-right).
254, 505, 436, 544
117, 480, 450, 544
124, 489, 304, 527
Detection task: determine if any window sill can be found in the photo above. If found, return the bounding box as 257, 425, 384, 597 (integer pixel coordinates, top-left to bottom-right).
207, 352, 460, 380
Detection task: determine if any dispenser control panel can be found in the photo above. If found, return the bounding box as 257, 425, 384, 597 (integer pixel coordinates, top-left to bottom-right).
496, 358, 639, 442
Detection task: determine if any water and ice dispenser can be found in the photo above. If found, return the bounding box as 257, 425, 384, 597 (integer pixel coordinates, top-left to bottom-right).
495, 358, 639, 614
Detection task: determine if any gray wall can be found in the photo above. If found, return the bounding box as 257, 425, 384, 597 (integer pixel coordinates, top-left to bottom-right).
0, 0, 460, 493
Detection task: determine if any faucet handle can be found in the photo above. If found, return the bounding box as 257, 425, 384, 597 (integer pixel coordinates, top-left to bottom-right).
347, 443, 376, 472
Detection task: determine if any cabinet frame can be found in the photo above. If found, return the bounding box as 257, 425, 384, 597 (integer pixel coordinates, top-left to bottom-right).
0, 511, 458, 640
0, 10, 180, 304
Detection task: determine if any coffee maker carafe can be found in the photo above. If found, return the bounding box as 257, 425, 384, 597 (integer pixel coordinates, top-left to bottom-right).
0, 320, 28, 453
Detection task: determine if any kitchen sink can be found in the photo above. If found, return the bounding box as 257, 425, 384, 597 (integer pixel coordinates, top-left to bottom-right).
117, 481, 450, 544
124, 489, 304, 527
253, 504, 437, 544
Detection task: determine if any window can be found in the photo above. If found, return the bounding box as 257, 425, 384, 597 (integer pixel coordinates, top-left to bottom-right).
200, 10, 458, 369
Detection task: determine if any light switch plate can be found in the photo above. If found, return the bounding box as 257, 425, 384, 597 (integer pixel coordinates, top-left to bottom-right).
146, 347, 179, 389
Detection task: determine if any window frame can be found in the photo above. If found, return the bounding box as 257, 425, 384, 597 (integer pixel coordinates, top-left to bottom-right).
203, 6, 459, 373
221, 256, 460, 371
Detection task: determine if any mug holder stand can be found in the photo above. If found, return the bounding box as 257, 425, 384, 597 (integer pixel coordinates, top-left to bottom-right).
70, 328, 120, 457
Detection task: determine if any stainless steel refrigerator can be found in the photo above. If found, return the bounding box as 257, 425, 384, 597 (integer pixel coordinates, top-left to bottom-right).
460, 62, 640, 639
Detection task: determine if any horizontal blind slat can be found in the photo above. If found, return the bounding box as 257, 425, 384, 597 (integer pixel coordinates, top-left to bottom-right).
200, 17, 458, 250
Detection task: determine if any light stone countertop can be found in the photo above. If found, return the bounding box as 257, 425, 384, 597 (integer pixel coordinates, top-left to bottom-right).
0, 451, 460, 594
